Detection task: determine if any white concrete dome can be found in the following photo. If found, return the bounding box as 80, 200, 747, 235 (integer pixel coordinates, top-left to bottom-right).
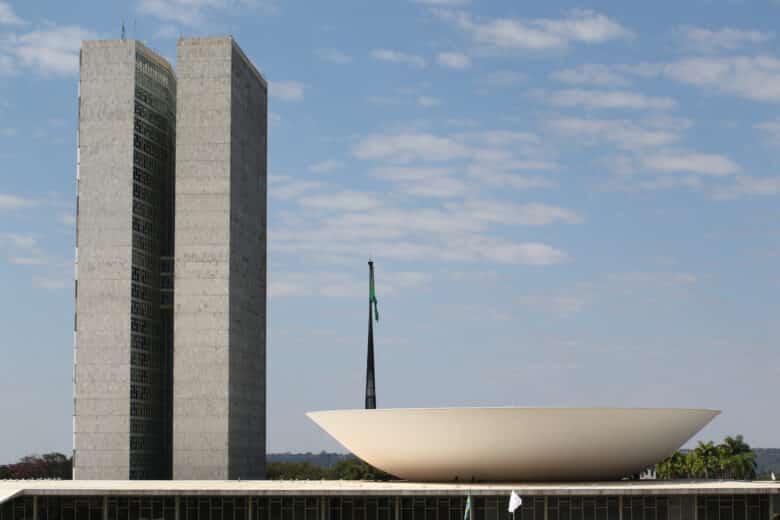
307, 407, 719, 482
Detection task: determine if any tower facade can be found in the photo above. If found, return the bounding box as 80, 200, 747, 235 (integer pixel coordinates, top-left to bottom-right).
173, 37, 267, 480
74, 40, 176, 480
74, 36, 266, 480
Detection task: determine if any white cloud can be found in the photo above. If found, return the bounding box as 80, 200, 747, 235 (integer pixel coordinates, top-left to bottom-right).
0, 1, 25, 25
269, 176, 322, 200
551, 64, 630, 86
298, 191, 381, 212
0, 232, 36, 249
371, 166, 468, 198
713, 175, 780, 198
416, 95, 441, 107
353, 132, 470, 162
371, 49, 427, 68
436, 51, 471, 69
308, 160, 342, 173
10, 256, 48, 266
476, 70, 526, 88
269, 81, 305, 101
548, 117, 680, 149
0, 193, 38, 211
270, 270, 432, 300
755, 119, 780, 143
642, 152, 740, 176
155, 24, 179, 39
32, 277, 69, 290
137, 0, 275, 26
444, 9, 631, 51
663, 56, 780, 103
415, 0, 470, 5
466, 167, 556, 191
544, 89, 675, 110
317, 48, 352, 64
3, 25, 98, 77
676, 26, 773, 52
553, 57, 780, 103
462, 200, 583, 226
59, 213, 76, 225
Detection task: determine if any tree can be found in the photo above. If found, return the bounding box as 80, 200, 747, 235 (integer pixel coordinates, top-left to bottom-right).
656, 436, 758, 481
657, 451, 688, 480
1, 453, 72, 480
690, 441, 720, 479
265, 457, 396, 481
718, 435, 756, 480
266, 462, 328, 480
330, 458, 395, 481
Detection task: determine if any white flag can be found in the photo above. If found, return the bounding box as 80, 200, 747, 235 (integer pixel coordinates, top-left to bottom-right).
508, 491, 522, 513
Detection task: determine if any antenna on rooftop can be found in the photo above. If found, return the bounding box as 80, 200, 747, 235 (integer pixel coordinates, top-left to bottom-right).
121, 20, 126, 40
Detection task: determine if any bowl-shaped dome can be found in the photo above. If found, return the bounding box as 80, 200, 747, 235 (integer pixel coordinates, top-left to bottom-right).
307, 407, 719, 481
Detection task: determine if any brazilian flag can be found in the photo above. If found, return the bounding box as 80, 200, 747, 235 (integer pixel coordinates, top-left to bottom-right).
369, 264, 379, 322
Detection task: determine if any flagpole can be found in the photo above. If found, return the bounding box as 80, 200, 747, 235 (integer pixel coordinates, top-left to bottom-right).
365, 260, 377, 409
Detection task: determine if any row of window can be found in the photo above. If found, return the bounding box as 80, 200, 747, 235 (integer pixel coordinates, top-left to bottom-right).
132, 233, 158, 254
132, 215, 156, 236
130, 317, 159, 336
131, 266, 157, 286
133, 182, 157, 205
132, 199, 159, 224
136, 54, 174, 90
136, 64, 174, 102
135, 117, 169, 148
135, 85, 172, 117
130, 347, 162, 369
130, 383, 157, 402
134, 101, 171, 133
129, 402, 160, 419
131, 299, 155, 319
133, 166, 157, 189
133, 147, 169, 177
131, 334, 157, 352
134, 133, 168, 162
131, 282, 156, 302
3, 496, 775, 520
130, 418, 163, 435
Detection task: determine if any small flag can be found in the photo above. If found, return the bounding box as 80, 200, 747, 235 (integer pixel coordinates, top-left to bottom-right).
464, 496, 472, 520
508, 491, 522, 513
369, 262, 379, 322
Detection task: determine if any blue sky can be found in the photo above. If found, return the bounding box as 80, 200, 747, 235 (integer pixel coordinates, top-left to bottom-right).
1, 0, 780, 462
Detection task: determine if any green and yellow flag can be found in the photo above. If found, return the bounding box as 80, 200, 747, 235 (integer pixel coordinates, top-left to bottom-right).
369, 263, 379, 322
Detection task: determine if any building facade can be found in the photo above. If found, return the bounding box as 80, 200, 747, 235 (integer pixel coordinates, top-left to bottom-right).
0, 481, 778, 520
173, 37, 267, 480
74, 36, 266, 480
74, 40, 176, 480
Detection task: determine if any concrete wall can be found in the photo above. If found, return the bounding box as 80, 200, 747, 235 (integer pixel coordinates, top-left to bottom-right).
173, 36, 266, 479
74, 40, 137, 480
228, 43, 267, 480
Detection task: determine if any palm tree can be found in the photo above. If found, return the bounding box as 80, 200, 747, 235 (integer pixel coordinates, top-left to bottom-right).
657, 451, 688, 480
690, 441, 720, 479
719, 435, 756, 480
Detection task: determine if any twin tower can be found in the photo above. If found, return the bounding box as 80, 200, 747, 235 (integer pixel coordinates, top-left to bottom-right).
74, 37, 267, 480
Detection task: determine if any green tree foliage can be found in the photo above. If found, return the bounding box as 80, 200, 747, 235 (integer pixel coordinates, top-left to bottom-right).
0, 452, 72, 480
267, 457, 396, 481
266, 462, 329, 480
330, 458, 395, 481
656, 435, 757, 480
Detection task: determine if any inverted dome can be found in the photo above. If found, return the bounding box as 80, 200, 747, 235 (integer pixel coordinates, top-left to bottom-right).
307, 407, 719, 481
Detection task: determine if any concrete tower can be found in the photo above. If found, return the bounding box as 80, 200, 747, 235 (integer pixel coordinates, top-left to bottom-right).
74, 40, 176, 480
173, 37, 267, 480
